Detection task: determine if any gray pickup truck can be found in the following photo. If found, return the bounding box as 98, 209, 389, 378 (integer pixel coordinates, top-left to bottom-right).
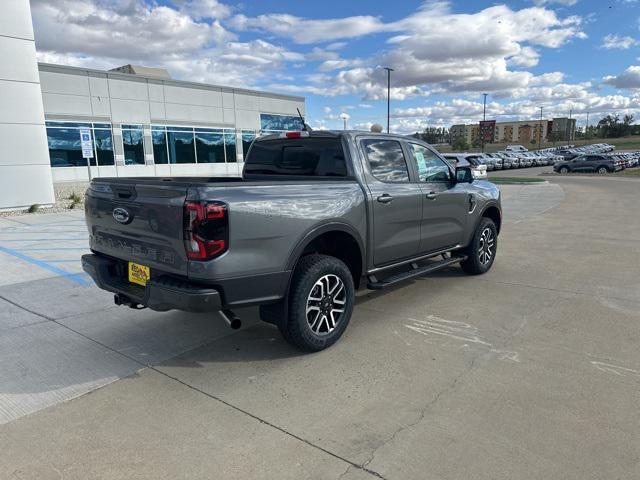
82, 130, 501, 351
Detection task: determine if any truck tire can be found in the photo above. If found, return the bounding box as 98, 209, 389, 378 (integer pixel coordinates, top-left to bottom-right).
460, 217, 497, 275
280, 254, 354, 352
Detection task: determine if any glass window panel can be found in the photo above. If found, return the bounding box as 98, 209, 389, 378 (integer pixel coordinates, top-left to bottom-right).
92, 123, 111, 130
409, 143, 451, 182
152, 129, 169, 164
46, 127, 87, 167
46, 121, 91, 129
121, 124, 143, 130
243, 138, 347, 177
194, 128, 216, 134
224, 131, 236, 163
260, 114, 304, 131
168, 131, 196, 164
195, 131, 225, 164
122, 126, 145, 165
241, 131, 257, 161
93, 128, 114, 166
362, 139, 410, 183
166, 126, 195, 133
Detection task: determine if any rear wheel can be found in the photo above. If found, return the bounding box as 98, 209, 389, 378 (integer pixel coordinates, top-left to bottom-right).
460, 218, 497, 275
279, 254, 354, 352
558, 166, 569, 174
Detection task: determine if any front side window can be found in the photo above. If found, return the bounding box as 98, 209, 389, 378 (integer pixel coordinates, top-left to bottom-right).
121, 125, 145, 165
362, 139, 410, 182
409, 144, 451, 182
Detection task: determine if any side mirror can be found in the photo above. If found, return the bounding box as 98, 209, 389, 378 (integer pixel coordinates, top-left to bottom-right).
455, 166, 474, 183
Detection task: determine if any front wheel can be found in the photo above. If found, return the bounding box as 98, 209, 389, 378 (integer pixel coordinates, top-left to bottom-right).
460, 218, 497, 275
280, 254, 355, 352
597, 166, 609, 174
558, 166, 569, 174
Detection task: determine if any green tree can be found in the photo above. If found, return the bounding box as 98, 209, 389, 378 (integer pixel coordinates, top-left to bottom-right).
417, 126, 450, 144
451, 137, 469, 151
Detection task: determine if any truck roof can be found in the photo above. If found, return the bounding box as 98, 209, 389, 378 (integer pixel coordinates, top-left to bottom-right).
254, 130, 417, 142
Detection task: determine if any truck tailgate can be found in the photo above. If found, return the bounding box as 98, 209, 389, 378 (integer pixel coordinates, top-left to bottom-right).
85, 180, 189, 276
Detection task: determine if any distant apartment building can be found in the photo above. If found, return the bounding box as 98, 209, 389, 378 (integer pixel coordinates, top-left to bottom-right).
450, 123, 479, 145
450, 117, 576, 146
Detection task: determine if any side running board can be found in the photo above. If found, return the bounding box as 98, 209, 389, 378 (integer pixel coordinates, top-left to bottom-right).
366, 255, 467, 290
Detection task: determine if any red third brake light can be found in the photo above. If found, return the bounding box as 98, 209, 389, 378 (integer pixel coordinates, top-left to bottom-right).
281, 131, 309, 139
183, 201, 229, 260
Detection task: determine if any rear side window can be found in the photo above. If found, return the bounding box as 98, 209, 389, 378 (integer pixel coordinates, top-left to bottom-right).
244, 138, 347, 177
362, 139, 410, 182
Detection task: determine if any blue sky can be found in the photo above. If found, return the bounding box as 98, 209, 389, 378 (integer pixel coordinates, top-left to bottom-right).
31, 0, 640, 132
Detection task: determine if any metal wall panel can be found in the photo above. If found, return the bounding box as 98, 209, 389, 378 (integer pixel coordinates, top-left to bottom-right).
42, 92, 92, 117
0, 80, 46, 124
39, 70, 90, 96
164, 84, 222, 107
1, 0, 35, 40
0, 36, 39, 82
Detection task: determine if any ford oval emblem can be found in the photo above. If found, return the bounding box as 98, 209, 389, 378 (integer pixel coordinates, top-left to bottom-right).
113, 207, 132, 224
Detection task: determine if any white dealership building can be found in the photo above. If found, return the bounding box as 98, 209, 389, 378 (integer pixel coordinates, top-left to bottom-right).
0, 0, 305, 211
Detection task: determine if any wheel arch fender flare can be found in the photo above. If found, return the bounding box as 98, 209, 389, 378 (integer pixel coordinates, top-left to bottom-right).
285, 222, 366, 272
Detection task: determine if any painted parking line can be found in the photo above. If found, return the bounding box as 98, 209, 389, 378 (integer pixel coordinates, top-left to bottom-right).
0, 245, 91, 287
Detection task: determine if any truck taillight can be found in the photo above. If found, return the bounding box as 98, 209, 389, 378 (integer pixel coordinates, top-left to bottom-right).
183, 201, 229, 260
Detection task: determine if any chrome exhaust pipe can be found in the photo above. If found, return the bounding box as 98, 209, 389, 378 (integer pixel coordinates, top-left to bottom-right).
219, 309, 242, 330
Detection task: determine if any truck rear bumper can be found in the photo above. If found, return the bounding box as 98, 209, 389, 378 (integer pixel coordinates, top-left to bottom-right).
81, 254, 222, 313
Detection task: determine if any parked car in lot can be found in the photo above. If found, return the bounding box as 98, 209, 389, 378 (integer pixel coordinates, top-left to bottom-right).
505, 144, 528, 153
554, 154, 623, 174
442, 153, 489, 179
82, 130, 502, 352
517, 154, 533, 168
486, 153, 508, 170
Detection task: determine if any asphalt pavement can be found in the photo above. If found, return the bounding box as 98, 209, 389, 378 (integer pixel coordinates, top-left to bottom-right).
1, 175, 639, 480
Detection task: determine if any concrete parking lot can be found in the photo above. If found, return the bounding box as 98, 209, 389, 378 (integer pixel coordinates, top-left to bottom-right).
1, 176, 639, 480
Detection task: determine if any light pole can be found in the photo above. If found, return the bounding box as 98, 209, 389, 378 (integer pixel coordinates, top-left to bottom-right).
481, 93, 488, 152
568, 108, 573, 145
482, 93, 488, 121
538, 106, 543, 150
585, 111, 589, 145
384, 67, 394, 133
339, 112, 349, 130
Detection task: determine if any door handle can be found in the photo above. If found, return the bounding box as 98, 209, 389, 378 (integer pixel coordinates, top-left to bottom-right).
377, 194, 394, 204
425, 191, 439, 200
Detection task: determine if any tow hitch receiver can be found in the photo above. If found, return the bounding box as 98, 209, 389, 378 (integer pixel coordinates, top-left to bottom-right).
114, 293, 146, 310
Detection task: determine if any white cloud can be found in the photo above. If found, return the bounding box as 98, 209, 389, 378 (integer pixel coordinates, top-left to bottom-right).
229, 13, 385, 44
601, 34, 638, 49
257, 3, 585, 100
532, 0, 579, 5
31, 0, 303, 88
176, 0, 232, 20
386, 91, 640, 133
603, 65, 640, 90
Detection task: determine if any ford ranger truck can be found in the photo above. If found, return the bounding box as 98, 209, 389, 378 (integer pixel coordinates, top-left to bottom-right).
82, 131, 501, 352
